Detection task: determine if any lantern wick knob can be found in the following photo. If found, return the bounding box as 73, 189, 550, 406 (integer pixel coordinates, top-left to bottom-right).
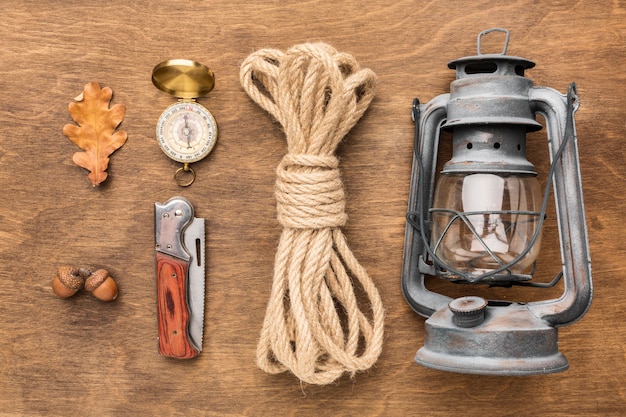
449, 296, 488, 327
477, 27, 510, 55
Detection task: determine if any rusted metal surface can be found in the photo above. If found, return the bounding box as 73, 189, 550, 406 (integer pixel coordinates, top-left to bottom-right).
415, 302, 568, 375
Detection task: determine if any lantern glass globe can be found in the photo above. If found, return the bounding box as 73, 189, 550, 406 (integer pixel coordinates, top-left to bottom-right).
431, 172, 543, 280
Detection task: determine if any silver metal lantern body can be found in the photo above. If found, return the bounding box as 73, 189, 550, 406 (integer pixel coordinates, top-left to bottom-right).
401, 29, 592, 375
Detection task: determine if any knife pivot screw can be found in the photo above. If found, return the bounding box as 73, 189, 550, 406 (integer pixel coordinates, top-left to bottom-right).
84, 269, 119, 302
52, 266, 87, 298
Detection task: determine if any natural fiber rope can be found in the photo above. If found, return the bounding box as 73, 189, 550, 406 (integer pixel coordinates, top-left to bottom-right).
240, 43, 385, 385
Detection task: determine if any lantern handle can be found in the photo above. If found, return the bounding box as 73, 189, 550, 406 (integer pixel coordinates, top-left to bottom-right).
477, 28, 510, 55
401, 94, 452, 318
528, 83, 592, 327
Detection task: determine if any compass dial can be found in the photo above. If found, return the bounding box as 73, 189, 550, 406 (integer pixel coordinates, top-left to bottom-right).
156, 101, 218, 164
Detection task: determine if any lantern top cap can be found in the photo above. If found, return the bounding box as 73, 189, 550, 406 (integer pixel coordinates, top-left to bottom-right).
448, 28, 535, 73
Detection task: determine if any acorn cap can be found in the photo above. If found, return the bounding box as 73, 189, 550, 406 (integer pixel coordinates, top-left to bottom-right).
56, 266, 85, 290
83, 269, 109, 292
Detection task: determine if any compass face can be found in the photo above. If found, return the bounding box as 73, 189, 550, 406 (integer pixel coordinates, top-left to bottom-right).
156, 101, 218, 164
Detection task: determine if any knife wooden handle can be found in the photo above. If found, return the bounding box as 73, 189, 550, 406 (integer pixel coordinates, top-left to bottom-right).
156, 252, 199, 359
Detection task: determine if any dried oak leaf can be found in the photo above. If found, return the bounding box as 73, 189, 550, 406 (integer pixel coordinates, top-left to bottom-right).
63, 82, 127, 186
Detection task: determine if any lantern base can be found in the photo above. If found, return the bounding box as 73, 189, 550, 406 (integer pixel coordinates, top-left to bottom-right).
414, 301, 569, 375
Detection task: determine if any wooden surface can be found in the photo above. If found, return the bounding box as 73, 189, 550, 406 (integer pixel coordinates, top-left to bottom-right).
0, 1, 624, 416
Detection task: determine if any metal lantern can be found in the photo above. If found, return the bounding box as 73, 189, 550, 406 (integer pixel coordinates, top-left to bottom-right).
401, 28, 593, 375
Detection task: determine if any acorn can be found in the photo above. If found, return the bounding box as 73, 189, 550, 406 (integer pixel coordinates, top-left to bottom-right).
52, 266, 86, 298
84, 269, 118, 302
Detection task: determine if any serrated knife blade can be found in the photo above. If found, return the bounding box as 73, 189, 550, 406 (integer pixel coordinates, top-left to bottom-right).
183, 216, 205, 352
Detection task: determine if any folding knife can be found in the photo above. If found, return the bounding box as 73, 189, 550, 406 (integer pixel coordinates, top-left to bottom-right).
155, 197, 205, 359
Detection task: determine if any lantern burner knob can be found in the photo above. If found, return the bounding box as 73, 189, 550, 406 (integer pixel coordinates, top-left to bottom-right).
449, 296, 488, 327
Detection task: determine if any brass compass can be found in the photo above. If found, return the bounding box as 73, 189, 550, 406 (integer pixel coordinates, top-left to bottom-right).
152, 59, 218, 186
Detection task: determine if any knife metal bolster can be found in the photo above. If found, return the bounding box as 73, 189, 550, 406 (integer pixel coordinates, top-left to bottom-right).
155, 197, 194, 260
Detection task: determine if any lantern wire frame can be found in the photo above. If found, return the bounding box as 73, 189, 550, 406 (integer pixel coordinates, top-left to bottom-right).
406, 83, 579, 286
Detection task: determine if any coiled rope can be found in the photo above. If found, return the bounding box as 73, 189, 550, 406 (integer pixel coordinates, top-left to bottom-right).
240, 43, 385, 385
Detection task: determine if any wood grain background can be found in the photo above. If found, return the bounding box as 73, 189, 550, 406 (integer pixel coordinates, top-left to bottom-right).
1, 1, 624, 416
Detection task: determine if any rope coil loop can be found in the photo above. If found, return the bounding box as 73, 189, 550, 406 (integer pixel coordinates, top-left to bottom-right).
240, 42, 384, 385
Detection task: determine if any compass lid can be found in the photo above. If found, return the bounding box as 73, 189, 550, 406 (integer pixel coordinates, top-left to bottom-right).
152, 59, 215, 99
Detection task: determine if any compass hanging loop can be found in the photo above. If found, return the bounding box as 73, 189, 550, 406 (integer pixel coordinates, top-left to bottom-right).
174, 163, 196, 187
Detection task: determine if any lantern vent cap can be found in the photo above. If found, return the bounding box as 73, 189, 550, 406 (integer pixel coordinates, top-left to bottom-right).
448, 28, 535, 77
